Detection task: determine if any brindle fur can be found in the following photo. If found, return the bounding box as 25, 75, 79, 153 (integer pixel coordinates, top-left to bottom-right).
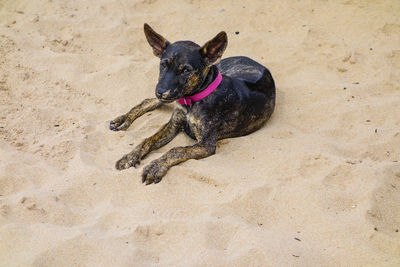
110, 23, 276, 184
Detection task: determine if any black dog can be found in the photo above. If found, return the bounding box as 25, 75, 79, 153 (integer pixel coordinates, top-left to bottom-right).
110, 24, 275, 184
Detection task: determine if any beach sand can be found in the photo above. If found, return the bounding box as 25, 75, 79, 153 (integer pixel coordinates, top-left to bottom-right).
0, 0, 399, 266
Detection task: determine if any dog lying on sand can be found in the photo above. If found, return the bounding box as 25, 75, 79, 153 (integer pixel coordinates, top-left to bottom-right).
110, 24, 276, 184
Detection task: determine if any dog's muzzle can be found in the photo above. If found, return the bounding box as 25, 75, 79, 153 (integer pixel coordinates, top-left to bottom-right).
156, 89, 175, 103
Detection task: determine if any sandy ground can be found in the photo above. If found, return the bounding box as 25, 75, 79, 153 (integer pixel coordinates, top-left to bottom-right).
0, 0, 399, 266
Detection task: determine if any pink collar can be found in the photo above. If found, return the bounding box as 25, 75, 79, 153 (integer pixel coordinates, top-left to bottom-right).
178, 71, 222, 107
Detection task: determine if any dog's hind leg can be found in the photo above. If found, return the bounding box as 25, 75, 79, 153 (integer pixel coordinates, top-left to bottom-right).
115, 108, 186, 170
110, 98, 163, 131
141, 138, 217, 184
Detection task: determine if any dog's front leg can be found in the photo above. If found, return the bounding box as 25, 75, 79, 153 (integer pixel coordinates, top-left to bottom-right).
110, 98, 162, 131
115, 108, 186, 170
142, 139, 217, 184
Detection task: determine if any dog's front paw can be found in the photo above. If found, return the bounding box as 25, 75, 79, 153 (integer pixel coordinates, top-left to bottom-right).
115, 152, 141, 170
142, 161, 168, 185
110, 114, 131, 131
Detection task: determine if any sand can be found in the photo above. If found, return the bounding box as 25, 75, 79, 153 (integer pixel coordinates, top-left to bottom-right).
0, 0, 399, 266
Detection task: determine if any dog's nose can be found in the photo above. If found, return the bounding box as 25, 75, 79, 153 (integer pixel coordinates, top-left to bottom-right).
156, 89, 170, 99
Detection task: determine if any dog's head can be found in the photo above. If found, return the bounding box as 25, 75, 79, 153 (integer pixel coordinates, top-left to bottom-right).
144, 23, 227, 102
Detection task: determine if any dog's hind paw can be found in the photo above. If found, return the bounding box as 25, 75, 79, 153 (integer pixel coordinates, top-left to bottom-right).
142, 161, 168, 185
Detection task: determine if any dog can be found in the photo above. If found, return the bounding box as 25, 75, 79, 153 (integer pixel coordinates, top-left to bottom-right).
110, 24, 276, 184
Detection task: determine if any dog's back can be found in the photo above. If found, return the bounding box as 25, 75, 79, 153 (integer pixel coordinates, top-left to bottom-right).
217, 56, 275, 99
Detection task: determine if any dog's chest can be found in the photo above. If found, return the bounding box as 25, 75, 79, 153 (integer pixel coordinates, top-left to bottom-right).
185, 110, 206, 141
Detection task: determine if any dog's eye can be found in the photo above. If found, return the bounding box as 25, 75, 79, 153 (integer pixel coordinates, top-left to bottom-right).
160, 60, 168, 69
182, 65, 192, 74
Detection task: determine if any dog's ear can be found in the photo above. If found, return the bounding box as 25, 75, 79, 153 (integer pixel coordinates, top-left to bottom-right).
144, 23, 170, 58
200, 31, 228, 65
